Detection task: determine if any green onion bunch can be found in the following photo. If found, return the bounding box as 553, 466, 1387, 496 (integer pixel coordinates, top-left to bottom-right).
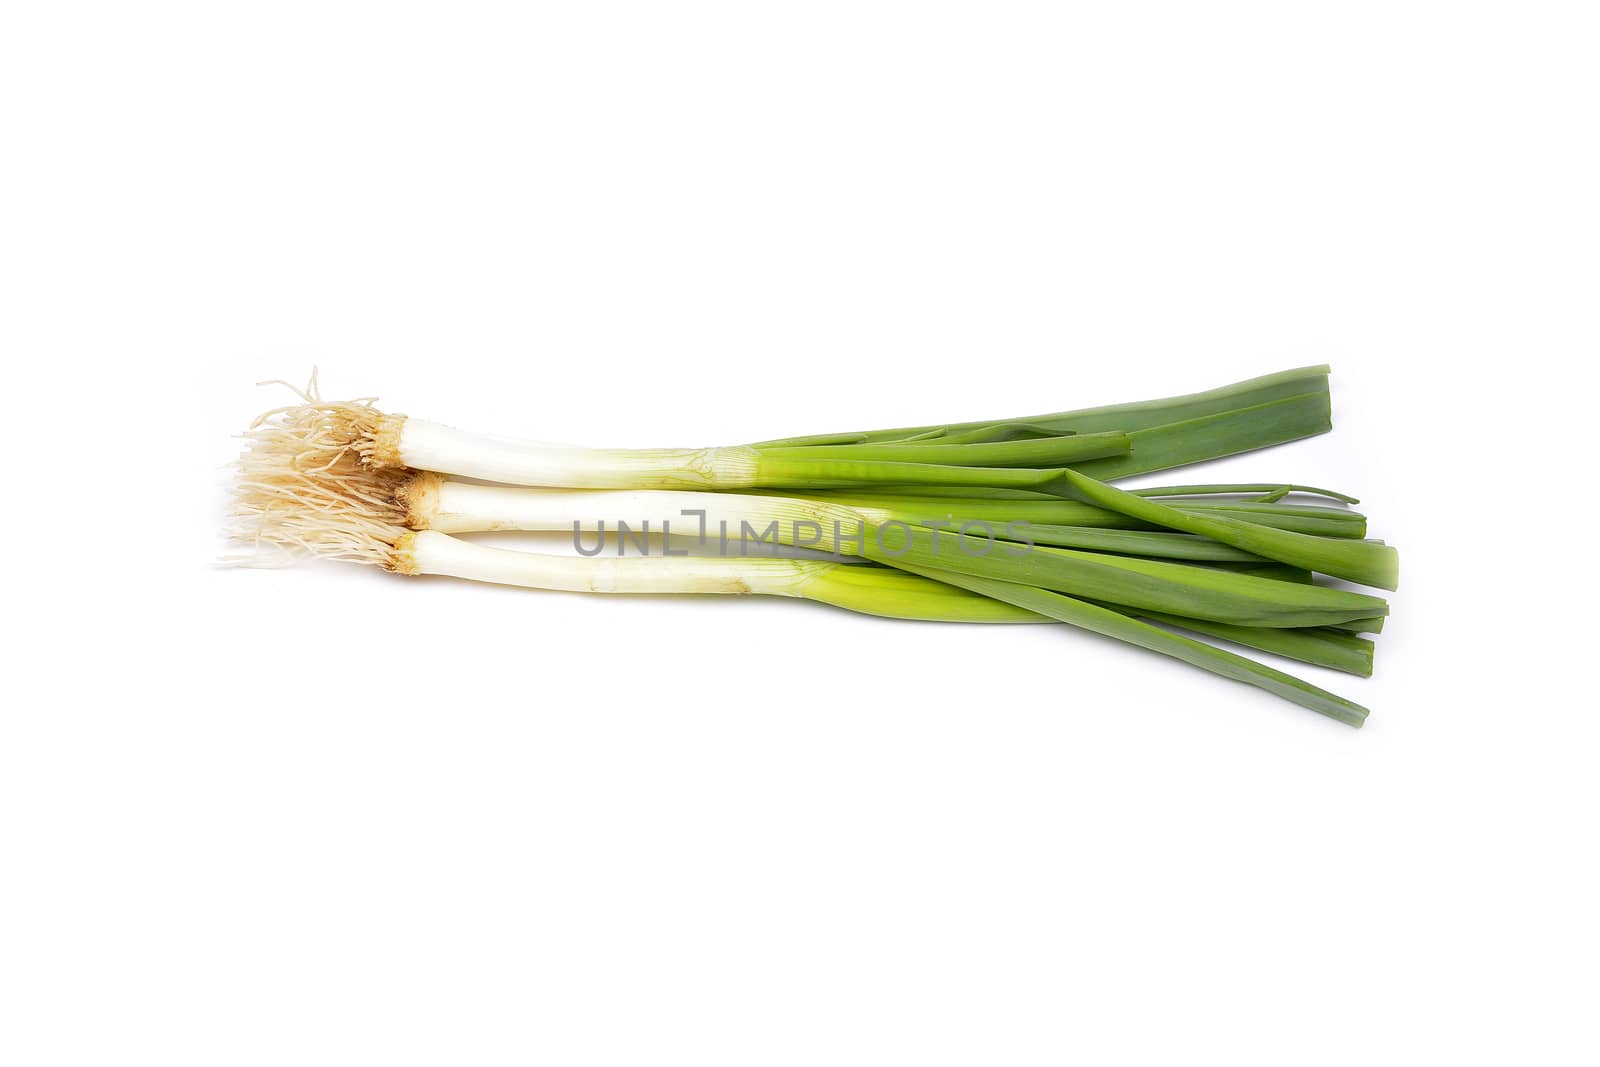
230, 365, 1397, 727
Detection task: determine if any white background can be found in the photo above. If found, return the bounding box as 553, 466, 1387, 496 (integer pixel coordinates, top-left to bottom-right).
2, 3, 1596, 1064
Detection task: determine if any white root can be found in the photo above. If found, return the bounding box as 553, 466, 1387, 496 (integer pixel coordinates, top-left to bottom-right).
225, 374, 417, 570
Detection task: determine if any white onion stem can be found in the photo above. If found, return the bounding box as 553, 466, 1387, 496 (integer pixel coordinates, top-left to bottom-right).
419, 481, 887, 539
397, 419, 762, 490
405, 530, 815, 594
